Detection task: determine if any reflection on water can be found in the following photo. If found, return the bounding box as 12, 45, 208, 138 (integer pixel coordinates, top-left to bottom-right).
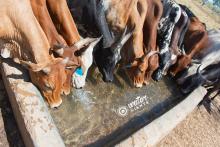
49, 69, 183, 147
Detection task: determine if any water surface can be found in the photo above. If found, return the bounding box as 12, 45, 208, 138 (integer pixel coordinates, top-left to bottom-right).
50, 69, 183, 147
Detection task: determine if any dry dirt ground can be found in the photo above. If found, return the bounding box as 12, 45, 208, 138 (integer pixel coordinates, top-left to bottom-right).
158, 98, 220, 147
0, 0, 220, 147
158, 0, 220, 147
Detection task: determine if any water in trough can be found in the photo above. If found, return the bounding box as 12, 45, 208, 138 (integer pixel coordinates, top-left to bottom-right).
49, 68, 183, 147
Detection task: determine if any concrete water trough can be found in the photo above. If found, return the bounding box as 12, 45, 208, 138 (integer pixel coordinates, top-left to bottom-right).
0, 58, 207, 147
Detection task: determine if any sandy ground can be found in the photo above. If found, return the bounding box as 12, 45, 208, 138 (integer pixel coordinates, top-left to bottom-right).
158, 0, 220, 146
158, 98, 220, 147
175, 0, 220, 29
0, 0, 219, 147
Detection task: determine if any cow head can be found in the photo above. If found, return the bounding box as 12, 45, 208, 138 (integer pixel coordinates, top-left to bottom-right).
20, 58, 75, 108
180, 65, 207, 94
52, 37, 101, 89
180, 72, 204, 94
72, 37, 102, 89
153, 51, 179, 81
170, 54, 191, 76
125, 56, 148, 88
179, 63, 220, 94
125, 51, 159, 88
93, 27, 133, 82
153, 51, 172, 81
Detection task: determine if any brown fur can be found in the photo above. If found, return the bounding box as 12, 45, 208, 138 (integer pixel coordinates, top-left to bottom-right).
170, 17, 209, 76
0, 0, 73, 108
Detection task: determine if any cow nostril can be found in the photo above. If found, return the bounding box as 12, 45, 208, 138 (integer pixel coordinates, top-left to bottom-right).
104, 78, 112, 83
108, 78, 113, 82
103, 76, 113, 83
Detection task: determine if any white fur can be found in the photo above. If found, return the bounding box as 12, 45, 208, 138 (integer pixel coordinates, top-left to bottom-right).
1, 47, 11, 58
102, 0, 110, 11
72, 38, 101, 88
159, 1, 181, 54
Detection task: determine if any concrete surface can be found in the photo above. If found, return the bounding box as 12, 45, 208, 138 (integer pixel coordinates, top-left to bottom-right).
116, 87, 207, 147
0, 59, 65, 147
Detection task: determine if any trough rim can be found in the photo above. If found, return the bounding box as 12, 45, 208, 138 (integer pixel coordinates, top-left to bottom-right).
1, 59, 207, 147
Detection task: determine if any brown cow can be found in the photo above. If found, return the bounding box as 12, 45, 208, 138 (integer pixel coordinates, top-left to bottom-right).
46, 0, 80, 45
123, 0, 163, 87
170, 16, 208, 76
143, 0, 163, 85
0, 0, 83, 108
30, 0, 101, 91
121, 0, 148, 88
30, 0, 80, 48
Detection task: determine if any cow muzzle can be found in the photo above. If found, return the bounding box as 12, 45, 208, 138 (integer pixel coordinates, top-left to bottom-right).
102, 70, 114, 82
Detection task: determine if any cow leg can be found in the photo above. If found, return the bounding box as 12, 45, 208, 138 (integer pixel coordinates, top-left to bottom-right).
30, 0, 67, 49
46, 0, 80, 45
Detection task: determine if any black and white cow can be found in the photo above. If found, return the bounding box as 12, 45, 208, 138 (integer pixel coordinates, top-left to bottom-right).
67, 0, 133, 82
152, 0, 182, 81
177, 29, 220, 93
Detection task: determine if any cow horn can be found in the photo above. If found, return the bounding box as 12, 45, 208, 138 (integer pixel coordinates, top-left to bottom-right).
197, 65, 214, 84
120, 27, 133, 46
196, 64, 202, 75
182, 48, 186, 55
114, 26, 133, 52
42, 67, 51, 74
191, 59, 201, 64
146, 51, 159, 58
89, 36, 102, 49
53, 48, 64, 56
74, 37, 98, 49
141, 51, 159, 62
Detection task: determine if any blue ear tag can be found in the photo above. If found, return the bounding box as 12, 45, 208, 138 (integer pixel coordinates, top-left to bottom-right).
75, 67, 83, 76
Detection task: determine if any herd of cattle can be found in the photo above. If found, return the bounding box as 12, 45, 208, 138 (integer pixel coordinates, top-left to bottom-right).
0, 0, 219, 108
